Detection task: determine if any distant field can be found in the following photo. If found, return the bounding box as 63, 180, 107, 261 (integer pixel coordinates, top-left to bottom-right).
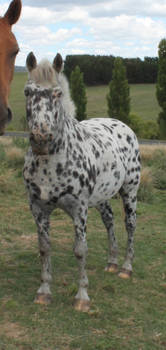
8, 72, 160, 131
8, 72, 27, 131
86, 84, 160, 121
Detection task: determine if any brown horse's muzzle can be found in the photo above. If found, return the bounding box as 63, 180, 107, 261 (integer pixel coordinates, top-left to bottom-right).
0, 105, 12, 135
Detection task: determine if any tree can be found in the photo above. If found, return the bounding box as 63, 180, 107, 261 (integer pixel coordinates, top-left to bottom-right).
107, 57, 130, 124
156, 39, 166, 138
70, 65, 87, 121
65, 54, 158, 85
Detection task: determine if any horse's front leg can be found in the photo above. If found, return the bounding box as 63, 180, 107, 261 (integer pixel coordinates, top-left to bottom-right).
73, 207, 90, 312
31, 202, 52, 305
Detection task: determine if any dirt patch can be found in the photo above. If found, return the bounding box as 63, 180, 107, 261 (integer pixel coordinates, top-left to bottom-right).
0, 321, 28, 340
19, 233, 37, 248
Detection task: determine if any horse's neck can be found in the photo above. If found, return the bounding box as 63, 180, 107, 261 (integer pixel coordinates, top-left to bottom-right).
50, 105, 78, 157
62, 110, 82, 146
63, 111, 79, 136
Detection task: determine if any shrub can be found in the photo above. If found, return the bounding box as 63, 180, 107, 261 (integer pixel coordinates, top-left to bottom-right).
141, 120, 159, 139
128, 113, 143, 136
128, 114, 159, 139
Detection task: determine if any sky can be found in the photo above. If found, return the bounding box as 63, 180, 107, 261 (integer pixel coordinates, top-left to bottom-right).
1, 0, 166, 66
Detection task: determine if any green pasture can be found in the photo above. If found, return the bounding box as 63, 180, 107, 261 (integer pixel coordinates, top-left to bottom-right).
87, 82, 160, 121
0, 137, 166, 349
8, 72, 160, 131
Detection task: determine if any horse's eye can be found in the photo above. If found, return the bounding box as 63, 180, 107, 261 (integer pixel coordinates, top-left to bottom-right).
24, 88, 30, 97
52, 89, 62, 98
11, 49, 19, 59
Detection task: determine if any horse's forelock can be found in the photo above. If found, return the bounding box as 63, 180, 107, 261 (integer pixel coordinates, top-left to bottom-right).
29, 60, 57, 88
27, 58, 76, 118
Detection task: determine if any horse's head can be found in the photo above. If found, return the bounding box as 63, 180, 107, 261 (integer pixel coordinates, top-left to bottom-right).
0, 0, 22, 135
25, 52, 64, 156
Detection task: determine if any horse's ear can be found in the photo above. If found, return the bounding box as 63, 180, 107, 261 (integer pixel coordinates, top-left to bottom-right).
26, 52, 37, 72
4, 0, 22, 26
53, 53, 63, 73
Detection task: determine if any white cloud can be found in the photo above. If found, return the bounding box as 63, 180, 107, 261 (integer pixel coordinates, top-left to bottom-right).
89, 15, 166, 42
17, 25, 81, 45
1, 0, 165, 65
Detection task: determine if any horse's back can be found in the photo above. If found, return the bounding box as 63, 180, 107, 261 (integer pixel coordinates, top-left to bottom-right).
81, 117, 139, 157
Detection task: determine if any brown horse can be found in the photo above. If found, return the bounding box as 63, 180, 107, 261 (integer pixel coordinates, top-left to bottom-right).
0, 0, 22, 135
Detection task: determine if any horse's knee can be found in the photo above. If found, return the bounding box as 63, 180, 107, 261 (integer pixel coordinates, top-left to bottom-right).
125, 212, 136, 232
74, 240, 88, 259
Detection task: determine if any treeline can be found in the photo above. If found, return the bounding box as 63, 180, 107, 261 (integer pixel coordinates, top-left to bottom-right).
64, 55, 158, 85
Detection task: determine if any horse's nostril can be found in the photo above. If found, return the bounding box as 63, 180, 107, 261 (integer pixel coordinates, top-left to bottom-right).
7, 108, 13, 123
30, 133, 40, 143
48, 134, 53, 141
30, 133, 35, 141
30, 132, 47, 144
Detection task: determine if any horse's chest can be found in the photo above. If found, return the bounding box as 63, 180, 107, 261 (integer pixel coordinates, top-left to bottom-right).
23, 155, 77, 205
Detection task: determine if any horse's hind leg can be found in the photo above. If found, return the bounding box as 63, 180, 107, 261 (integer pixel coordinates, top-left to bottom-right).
97, 201, 118, 273
31, 202, 52, 305
119, 185, 138, 279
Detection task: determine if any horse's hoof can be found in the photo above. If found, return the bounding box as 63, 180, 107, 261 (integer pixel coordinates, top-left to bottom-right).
105, 263, 118, 273
34, 293, 52, 305
118, 269, 132, 279
74, 299, 90, 312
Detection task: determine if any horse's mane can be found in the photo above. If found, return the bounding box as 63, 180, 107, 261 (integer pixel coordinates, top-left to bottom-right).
28, 59, 76, 118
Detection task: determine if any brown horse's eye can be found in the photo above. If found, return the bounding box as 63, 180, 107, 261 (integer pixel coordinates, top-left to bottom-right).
11, 48, 19, 59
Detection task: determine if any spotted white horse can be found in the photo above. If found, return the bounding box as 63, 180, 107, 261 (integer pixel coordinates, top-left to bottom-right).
23, 52, 141, 312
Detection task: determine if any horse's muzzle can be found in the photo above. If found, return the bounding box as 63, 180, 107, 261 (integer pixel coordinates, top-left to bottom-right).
30, 132, 53, 155
0, 107, 13, 135
7, 107, 12, 123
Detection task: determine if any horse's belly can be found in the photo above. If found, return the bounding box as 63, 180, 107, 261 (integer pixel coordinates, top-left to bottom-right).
88, 168, 126, 207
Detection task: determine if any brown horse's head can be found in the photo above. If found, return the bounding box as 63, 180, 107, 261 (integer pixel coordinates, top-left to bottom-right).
0, 0, 22, 135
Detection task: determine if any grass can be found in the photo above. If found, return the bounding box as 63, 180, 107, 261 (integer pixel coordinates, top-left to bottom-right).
0, 139, 166, 349
9, 72, 27, 131
8, 72, 160, 131
86, 84, 160, 121
129, 84, 160, 121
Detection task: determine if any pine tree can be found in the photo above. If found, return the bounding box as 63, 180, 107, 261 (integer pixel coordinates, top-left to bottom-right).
156, 39, 166, 138
107, 57, 130, 124
70, 65, 87, 121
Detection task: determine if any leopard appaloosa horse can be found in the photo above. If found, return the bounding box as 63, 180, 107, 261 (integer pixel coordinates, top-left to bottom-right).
23, 52, 141, 312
